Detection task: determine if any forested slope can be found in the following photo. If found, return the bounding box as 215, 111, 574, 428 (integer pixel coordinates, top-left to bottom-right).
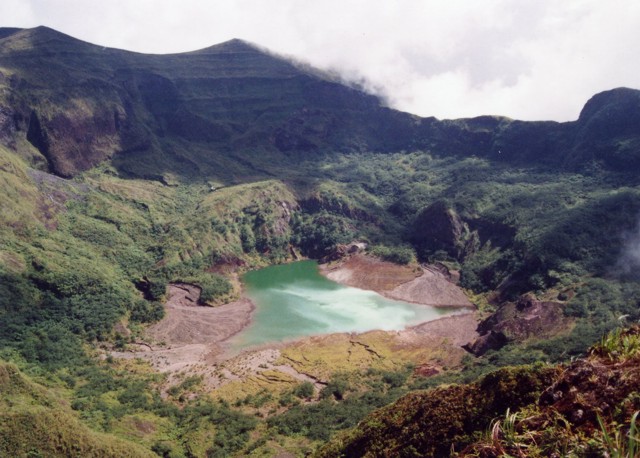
1, 26, 639, 456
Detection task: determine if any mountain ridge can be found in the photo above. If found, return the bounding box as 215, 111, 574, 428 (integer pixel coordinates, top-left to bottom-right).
1, 26, 639, 179
1, 26, 406, 178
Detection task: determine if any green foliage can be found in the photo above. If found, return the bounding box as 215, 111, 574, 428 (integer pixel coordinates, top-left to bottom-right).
293, 381, 315, 399
268, 393, 397, 442
19, 321, 86, 369
129, 299, 165, 324
199, 275, 233, 303
381, 370, 409, 388
459, 244, 519, 292
368, 244, 416, 265
268, 371, 411, 443
146, 278, 168, 301
488, 408, 525, 456
174, 400, 257, 457
591, 327, 640, 362
167, 375, 203, 399
117, 382, 152, 409
239, 224, 256, 253
0, 361, 156, 457
596, 411, 640, 458
320, 376, 351, 401
207, 409, 258, 457
292, 211, 356, 257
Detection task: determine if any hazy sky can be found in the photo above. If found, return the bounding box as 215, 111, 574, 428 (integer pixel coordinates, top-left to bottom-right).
2, 0, 639, 121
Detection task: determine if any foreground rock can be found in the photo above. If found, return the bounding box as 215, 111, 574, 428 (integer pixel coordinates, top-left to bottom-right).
316, 326, 640, 457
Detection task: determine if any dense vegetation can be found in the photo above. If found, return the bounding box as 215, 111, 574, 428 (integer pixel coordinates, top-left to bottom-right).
317, 326, 640, 457
1, 26, 640, 456
4, 138, 640, 455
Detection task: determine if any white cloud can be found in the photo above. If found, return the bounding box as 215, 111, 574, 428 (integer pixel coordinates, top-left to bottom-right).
0, 0, 36, 26
1, 0, 639, 121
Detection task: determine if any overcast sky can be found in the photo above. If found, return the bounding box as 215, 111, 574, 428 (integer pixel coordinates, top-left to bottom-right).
2, 0, 639, 121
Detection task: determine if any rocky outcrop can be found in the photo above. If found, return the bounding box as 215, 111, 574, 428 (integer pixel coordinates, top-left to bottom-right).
411, 201, 478, 260
317, 327, 640, 458
314, 365, 559, 458
464, 294, 573, 356
301, 192, 377, 222
320, 241, 367, 263
0, 106, 16, 147
167, 283, 202, 307
463, 330, 508, 356
25, 105, 126, 177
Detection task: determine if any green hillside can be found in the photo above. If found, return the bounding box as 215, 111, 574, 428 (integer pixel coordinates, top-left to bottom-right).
1, 26, 640, 456
316, 326, 640, 457
0, 361, 155, 457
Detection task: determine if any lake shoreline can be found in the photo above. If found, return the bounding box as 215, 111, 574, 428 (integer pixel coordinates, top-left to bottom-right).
318, 253, 475, 309
112, 256, 479, 390
149, 255, 478, 355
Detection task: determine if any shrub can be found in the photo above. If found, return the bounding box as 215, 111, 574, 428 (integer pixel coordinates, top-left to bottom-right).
320, 377, 350, 401
293, 381, 315, 399
129, 299, 165, 323
369, 245, 416, 265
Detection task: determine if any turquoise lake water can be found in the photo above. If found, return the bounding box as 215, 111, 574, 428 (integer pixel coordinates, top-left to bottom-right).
228, 260, 457, 349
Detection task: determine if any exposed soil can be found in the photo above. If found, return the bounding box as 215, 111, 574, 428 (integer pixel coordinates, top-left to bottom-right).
320, 254, 474, 308
409, 312, 479, 347
147, 289, 253, 348
113, 289, 254, 377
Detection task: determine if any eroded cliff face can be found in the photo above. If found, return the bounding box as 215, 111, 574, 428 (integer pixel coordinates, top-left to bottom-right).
25, 105, 127, 177
411, 201, 476, 260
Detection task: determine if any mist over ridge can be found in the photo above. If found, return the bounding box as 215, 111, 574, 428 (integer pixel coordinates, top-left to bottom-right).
2, 25, 640, 182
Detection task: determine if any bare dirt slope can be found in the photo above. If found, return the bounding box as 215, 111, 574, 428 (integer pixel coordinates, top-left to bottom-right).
145, 285, 253, 346
117, 285, 254, 374
321, 254, 473, 308
409, 312, 479, 347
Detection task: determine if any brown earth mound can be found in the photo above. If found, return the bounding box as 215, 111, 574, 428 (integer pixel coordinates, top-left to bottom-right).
145, 296, 253, 347
465, 294, 574, 356
320, 254, 474, 308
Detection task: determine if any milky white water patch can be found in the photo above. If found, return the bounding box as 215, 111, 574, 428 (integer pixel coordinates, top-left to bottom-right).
228, 260, 461, 350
